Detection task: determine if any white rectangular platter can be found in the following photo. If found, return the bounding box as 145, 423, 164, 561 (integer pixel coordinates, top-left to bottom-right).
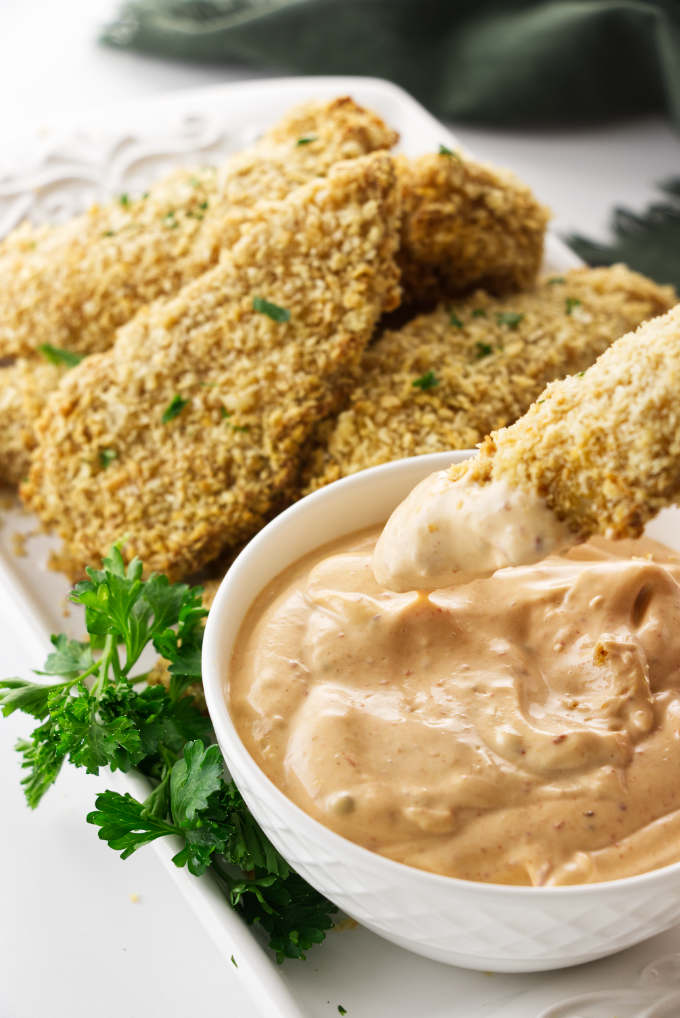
2, 76, 680, 1018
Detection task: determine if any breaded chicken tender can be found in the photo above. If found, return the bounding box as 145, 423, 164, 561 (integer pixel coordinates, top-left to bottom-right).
466, 300, 680, 541
397, 152, 549, 303
23, 154, 402, 579
0, 358, 66, 485
0, 97, 398, 359
302, 266, 675, 491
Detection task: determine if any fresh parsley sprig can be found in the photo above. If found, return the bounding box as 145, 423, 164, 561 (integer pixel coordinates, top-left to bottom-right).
0, 545, 336, 961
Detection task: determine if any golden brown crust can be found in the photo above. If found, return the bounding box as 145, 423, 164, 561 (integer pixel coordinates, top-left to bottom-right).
0, 98, 398, 359
302, 266, 675, 491
466, 301, 680, 539
397, 152, 550, 303
0, 358, 66, 484
23, 154, 402, 579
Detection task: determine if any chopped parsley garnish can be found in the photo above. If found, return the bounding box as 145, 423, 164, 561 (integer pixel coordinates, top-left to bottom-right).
162, 395, 190, 423
38, 344, 84, 368
472, 308, 487, 318
102, 230, 115, 238
475, 341, 493, 359
495, 311, 524, 330
547, 276, 565, 285
338, 1008, 347, 1016
141, 191, 149, 200
438, 144, 460, 158
163, 210, 179, 228
412, 370, 439, 390
232, 424, 250, 433
253, 296, 291, 323
230, 955, 238, 967
119, 193, 130, 207
0, 545, 337, 962
565, 296, 582, 315
220, 407, 232, 420
99, 448, 118, 469
296, 135, 318, 146
449, 311, 463, 328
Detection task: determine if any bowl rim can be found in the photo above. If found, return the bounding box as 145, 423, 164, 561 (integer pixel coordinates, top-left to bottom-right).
203, 451, 680, 898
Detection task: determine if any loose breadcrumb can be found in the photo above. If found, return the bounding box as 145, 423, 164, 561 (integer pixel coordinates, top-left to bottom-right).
10, 531, 27, 557
466, 300, 680, 539
302, 266, 675, 490
397, 152, 549, 303
23, 154, 402, 580
0, 97, 398, 359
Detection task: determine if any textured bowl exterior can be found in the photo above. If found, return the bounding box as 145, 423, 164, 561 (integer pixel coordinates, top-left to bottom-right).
202, 451, 680, 972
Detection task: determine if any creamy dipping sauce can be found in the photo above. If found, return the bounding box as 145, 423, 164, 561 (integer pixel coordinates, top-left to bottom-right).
373, 469, 574, 592
229, 528, 680, 886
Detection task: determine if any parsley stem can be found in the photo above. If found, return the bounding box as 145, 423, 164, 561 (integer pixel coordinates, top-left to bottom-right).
91, 634, 116, 698
142, 765, 172, 818
63, 658, 101, 689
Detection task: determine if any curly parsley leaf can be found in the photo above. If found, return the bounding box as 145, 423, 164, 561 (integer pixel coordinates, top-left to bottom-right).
0, 678, 70, 720
2, 547, 336, 960
72, 548, 206, 674
36, 634, 95, 678
171, 740, 224, 825
87, 790, 177, 858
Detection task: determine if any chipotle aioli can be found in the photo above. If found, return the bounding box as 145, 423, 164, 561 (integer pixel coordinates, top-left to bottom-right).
229, 527, 680, 886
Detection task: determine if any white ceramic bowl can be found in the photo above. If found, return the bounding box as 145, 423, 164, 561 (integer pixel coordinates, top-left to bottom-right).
202, 451, 680, 972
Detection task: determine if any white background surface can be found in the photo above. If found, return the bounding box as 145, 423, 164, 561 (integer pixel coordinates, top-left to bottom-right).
2, 3, 680, 1018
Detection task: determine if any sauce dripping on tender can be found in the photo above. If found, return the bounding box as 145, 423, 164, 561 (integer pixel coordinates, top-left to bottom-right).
373, 469, 574, 592
229, 527, 680, 886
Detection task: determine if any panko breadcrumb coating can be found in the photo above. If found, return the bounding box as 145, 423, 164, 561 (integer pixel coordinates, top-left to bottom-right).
465, 301, 680, 541
23, 153, 402, 579
302, 266, 675, 491
397, 152, 549, 303
0, 97, 398, 359
0, 358, 66, 485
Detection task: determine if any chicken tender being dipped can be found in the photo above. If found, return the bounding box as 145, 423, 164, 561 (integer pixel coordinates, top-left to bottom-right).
374, 300, 680, 592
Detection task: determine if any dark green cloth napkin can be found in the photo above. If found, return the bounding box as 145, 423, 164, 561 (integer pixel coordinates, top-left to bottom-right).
102, 0, 680, 127
101, 0, 680, 289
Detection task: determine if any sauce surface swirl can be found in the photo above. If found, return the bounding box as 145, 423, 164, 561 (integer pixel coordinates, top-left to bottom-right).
229, 528, 680, 885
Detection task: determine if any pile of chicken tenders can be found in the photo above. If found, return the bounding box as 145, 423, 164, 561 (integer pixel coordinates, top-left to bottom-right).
0, 96, 674, 585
